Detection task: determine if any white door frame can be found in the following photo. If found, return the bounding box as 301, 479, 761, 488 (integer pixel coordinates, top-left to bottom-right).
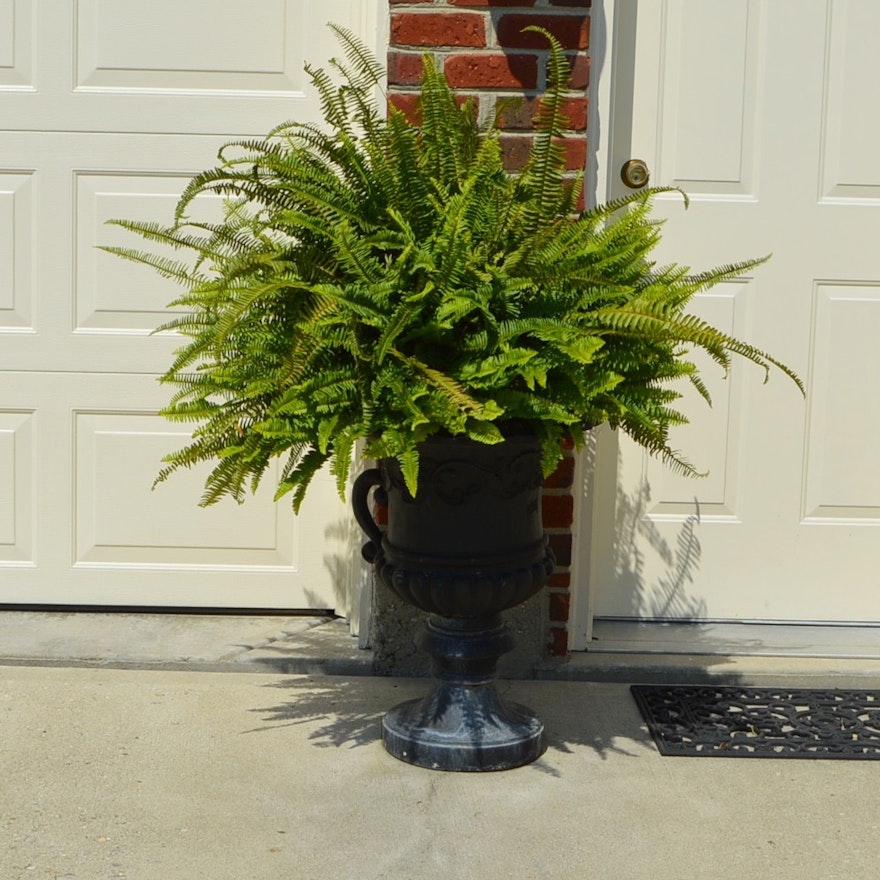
346, 2, 389, 637
568, 0, 624, 651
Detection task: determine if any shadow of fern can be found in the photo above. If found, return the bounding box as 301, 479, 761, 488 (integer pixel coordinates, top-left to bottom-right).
242, 676, 655, 771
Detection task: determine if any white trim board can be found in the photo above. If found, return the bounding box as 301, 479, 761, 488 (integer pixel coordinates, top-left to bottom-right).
587, 620, 880, 660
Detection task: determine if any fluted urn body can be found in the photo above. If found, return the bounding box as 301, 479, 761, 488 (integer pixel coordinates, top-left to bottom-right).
353, 423, 555, 771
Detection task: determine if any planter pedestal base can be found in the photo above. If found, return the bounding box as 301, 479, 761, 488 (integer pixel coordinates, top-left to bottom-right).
381, 616, 545, 772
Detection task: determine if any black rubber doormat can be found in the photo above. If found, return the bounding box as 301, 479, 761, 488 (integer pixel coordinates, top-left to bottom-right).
631, 685, 880, 759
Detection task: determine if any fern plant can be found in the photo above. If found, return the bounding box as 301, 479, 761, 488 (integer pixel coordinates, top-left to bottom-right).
106, 25, 802, 511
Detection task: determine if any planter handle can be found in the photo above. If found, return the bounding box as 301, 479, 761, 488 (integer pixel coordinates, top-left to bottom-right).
351, 467, 384, 563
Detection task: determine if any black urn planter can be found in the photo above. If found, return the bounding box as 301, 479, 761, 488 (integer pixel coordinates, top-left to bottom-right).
352, 425, 555, 771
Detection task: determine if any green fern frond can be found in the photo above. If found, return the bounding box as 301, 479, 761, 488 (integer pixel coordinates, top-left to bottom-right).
106, 25, 802, 510
518, 27, 572, 229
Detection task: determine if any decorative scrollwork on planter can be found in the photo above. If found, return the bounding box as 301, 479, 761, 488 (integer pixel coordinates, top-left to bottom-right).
382, 433, 545, 507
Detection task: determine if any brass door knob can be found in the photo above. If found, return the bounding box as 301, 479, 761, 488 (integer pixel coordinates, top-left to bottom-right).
621, 159, 650, 189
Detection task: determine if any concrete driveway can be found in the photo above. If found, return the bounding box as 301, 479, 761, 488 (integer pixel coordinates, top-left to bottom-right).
3, 662, 879, 880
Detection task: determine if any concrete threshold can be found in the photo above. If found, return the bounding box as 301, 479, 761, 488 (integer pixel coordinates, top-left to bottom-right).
0, 611, 372, 676
541, 650, 880, 688
3, 611, 880, 687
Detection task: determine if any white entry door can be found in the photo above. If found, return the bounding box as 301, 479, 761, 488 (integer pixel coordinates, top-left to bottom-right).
0, 0, 381, 611
579, 0, 880, 638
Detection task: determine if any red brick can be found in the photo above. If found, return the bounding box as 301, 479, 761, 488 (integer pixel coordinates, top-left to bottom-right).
499, 134, 533, 170
567, 54, 590, 89
444, 53, 538, 89
450, 0, 536, 6
542, 492, 574, 528
548, 625, 569, 656
561, 135, 587, 171
497, 13, 589, 50
388, 93, 421, 124
392, 12, 486, 48
389, 91, 476, 125
499, 134, 586, 172
498, 96, 588, 132
560, 96, 588, 130
543, 455, 575, 489
547, 571, 571, 589
548, 591, 571, 622
387, 51, 425, 86
548, 533, 572, 566
502, 98, 587, 131
496, 96, 540, 130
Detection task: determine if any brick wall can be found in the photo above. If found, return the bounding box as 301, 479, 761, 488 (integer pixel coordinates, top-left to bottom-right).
386, 0, 590, 657
542, 441, 576, 656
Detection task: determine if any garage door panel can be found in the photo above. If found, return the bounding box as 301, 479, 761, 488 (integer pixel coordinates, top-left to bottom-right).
74, 411, 297, 567
0, 134, 283, 373
0, 0, 32, 89
76, 172, 219, 334
9, 0, 378, 135
0, 134, 241, 374
0, 409, 35, 564
76, 0, 298, 92
0, 171, 35, 331
0, 373, 352, 607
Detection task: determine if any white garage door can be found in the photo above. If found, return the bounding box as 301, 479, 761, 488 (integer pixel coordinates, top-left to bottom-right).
0, 0, 381, 611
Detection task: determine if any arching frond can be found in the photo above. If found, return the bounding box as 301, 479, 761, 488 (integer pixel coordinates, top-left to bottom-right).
107, 25, 803, 510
